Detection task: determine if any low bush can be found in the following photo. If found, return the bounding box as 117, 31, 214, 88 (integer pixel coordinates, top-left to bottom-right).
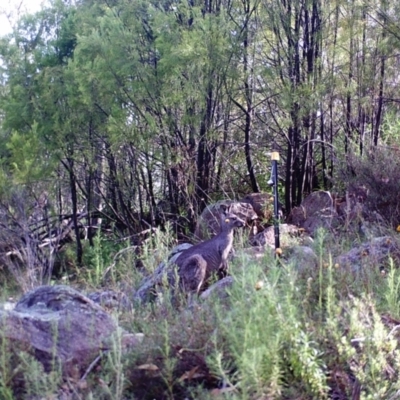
1, 229, 400, 399
342, 145, 400, 228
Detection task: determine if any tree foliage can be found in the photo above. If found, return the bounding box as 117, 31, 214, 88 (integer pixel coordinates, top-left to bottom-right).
1, 0, 400, 260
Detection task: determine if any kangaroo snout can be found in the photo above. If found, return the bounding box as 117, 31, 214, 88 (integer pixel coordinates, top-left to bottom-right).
222, 214, 245, 229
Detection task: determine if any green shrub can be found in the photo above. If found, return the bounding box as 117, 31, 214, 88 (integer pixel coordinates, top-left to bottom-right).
342, 145, 400, 227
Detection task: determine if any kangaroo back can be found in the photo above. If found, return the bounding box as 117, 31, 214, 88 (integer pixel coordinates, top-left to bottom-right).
175, 204, 245, 294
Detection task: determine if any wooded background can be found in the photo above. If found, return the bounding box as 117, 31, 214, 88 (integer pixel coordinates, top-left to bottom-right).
0, 0, 399, 265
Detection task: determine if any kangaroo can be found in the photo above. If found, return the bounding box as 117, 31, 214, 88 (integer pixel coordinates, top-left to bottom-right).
174, 204, 245, 295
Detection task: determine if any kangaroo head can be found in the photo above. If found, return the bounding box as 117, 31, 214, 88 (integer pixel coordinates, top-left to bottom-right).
219, 204, 245, 230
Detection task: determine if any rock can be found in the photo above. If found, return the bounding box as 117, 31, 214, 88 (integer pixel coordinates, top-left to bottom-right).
194, 201, 258, 240
0, 285, 137, 377
284, 245, 319, 273
250, 224, 302, 247
87, 290, 132, 311
335, 236, 398, 274
199, 276, 234, 301
240, 193, 275, 219
288, 191, 338, 235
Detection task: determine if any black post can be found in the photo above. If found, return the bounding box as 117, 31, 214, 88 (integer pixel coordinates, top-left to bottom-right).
268, 152, 280, 253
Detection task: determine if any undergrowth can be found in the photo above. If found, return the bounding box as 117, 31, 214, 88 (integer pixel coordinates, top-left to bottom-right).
1, 230, 400, 399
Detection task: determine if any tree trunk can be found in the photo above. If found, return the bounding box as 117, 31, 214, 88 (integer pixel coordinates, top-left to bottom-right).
66, 157, 83, 266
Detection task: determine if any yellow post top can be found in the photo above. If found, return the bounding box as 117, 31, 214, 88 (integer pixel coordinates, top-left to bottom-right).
271, 151, 280, 161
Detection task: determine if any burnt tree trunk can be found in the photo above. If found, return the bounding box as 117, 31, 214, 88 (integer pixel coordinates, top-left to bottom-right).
243, 0, 259, 193
196, 85, 214, 213
373, 51, 385, 146
65, 157, 82, 266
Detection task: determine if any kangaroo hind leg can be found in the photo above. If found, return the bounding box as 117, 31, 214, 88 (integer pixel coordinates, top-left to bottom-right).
179, 254, 207, 295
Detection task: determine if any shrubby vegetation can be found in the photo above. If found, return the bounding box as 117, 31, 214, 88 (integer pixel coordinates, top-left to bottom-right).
2, 229, 400, 399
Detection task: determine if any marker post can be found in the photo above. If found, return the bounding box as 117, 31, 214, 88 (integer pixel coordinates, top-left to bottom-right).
268, 152, 280, 254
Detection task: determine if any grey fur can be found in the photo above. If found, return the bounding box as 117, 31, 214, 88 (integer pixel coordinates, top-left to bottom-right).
175, 205, 245, 294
